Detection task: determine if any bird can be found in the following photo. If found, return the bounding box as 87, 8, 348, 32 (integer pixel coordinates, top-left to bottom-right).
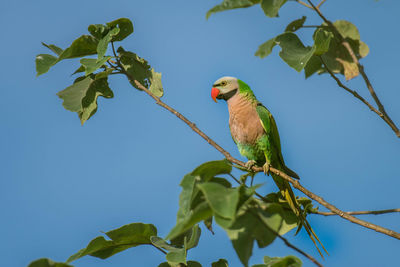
211, 76, 326, 256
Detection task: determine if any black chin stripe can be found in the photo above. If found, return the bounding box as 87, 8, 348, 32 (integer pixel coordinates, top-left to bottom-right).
221, 89, 238, 101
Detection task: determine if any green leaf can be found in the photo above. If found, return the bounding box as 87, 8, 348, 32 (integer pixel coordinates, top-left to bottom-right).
310, 20, 369, 80
167, 202, 213, 241
42, 42, 63, 56
210, 177, 232, 188
28, 258, 73, 267
95, 68, 114, 80
260, 0, 287, 18
219, 191, 298, 267
166, 248, 186, 266
206, 0, 260, 19
170, 224, 201, 249
275, 32, 315, 72
118, 47, 163, 97
313, 28, 333, 55
106, 18, 134, 42
149, 69, 164, 97
97, 27, 120, 60
255, 38, 277, 59
57, 35, 98, 62
224, 207, 276, 266
263, 255, 302, 267
88, 24, 110, 40
72, 65, 86, 75
359, 41, 369, 58
67, 223, 157, 263
36, 54, 57, 76
198, 182, 239, 219
186, 224, 201, 249
212, 259, 229, 267
333, 20, 361, 40
176, 174, 198, 224
80, 56, 111, 75
191, 160, 232, 182
304, 55, 322, 78
284, 16, 306, 32
57, 75, 113, 125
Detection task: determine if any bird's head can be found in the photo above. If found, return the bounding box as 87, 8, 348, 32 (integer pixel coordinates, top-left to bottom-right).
211, 76, 239, 102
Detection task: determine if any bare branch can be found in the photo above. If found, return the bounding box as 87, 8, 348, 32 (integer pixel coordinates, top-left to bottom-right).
313, 208, 400, 216
306, 0, 400, 137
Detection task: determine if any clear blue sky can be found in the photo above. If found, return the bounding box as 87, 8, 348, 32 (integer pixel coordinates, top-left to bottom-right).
1, 0, 399, 266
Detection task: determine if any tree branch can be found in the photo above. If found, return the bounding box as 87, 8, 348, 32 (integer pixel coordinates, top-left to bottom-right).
306, 0, 400, 137
313, 208, 400, 216
132, 77, 400, 240
109, 43, 400, 241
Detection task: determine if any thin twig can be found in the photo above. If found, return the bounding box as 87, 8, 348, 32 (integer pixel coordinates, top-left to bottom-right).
319, 56, 383, 115
249, 207, 323, 267
297, 0, 313, 9
306, 0, 400, 137
316, 0, 327, 9
109, 43, 400, 241
313, 208, 400, 216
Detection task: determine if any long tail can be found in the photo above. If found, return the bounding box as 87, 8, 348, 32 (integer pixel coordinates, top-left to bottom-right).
272, 173, 328, 258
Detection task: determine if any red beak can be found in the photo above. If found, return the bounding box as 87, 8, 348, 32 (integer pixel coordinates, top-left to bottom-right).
211, 87, 220, 102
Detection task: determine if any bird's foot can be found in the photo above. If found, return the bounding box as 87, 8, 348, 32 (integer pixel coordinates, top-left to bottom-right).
263, 162, 271, 176
245, 160, 257, 170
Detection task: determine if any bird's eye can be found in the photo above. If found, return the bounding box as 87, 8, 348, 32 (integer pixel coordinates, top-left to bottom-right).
221, 81, 227, 86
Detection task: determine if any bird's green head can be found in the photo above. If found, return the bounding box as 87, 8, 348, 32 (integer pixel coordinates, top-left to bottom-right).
211, 76, 239, 102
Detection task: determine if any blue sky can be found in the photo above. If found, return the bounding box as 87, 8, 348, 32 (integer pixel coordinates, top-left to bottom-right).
1, 0, 400, 266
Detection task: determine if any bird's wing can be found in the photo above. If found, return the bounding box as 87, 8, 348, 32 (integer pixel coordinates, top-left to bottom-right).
255, 103, 284, 165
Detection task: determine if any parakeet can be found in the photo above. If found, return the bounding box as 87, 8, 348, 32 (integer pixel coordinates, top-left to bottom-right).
211, 76, 326, 256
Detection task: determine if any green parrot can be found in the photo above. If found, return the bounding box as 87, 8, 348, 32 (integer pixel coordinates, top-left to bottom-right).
211, 76, 326, 256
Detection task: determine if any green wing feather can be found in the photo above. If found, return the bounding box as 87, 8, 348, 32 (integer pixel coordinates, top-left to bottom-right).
255, 103, 284, 166
256, 103, 300, 179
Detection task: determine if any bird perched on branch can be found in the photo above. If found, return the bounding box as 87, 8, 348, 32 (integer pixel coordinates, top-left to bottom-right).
211, 76, 326, 256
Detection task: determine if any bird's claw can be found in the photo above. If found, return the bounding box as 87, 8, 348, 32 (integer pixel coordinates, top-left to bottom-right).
245, 160, 256, 170
263, 162, 271, 175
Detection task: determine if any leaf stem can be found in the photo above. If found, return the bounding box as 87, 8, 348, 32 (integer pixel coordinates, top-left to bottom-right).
150, 244, 167, 255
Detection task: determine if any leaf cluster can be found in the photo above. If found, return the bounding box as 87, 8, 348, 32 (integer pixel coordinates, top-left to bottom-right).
35, 18, 163, 125
27, 160, 308, 267
207, 1, 369, 80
